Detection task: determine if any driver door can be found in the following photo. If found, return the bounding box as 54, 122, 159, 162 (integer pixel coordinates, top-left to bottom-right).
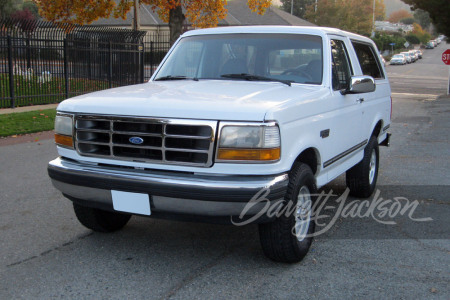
322, 36, 364, 178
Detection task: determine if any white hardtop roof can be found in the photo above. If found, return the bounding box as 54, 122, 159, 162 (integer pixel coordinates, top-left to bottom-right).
181, 26, 374, 44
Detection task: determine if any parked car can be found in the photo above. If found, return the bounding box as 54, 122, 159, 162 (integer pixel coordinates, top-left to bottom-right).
390, 54, 407, 65
409, 50, 418, 62
426, 42, 434, 49
48, 26, 392, 263
401, 51, 412, 63
415, 49, 423, 59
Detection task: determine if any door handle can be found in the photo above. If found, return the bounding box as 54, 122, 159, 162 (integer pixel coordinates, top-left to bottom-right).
356, 98, 365, 103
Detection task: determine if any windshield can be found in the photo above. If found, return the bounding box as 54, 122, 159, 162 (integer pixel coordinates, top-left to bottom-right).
393, 55, 403, 58
154, 33, 323, 85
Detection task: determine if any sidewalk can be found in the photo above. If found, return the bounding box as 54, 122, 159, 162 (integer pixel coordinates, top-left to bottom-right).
0, 103, 59, 115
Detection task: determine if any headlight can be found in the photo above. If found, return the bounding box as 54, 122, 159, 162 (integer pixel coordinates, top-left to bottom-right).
217, 124, 280, 162
54, 113, 74, 148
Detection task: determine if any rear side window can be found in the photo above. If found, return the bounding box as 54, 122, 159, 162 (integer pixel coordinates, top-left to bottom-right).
351, 42, 384, 79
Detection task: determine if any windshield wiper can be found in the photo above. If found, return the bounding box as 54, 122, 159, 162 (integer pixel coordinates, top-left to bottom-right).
221, 73, 292, 86
155, 75, 198, 81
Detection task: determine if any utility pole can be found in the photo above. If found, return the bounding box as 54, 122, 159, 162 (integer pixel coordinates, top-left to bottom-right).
371, 0, 376, 37
291, 0, 293, 15
314, 0, 318, 24
133, 0, 140, 31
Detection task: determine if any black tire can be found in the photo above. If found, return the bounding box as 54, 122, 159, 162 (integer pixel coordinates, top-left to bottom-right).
73, 203, 131, 232
259, 162, 317, 263
346, 135, 379, 198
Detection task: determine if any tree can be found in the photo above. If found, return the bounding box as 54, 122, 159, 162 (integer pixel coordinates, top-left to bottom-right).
405, 33, 420, 44
387, 9, 412, 23
10, 8, 37, 33
10, 7, 34, 20
33, 0, 273, 45
0, 0, 23, 18
280, 0, 314, 19
413, 9, 431, 30
411, 22, 430, 44
399, 17, 415, 25
371, 32, 406, 52
375, 0, 385, 21
304, 0, 385, 36
22, 0, 40, 18
402, 0, 449, 37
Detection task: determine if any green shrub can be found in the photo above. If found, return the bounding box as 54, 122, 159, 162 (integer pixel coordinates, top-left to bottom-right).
405, 34, 421, 45
400, 18, 415, 25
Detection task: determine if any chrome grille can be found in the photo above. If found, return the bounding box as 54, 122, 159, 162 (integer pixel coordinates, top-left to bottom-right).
75, 115, 217, 167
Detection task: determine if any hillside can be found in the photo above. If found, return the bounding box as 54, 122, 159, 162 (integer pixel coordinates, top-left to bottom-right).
384, 0, 411, 17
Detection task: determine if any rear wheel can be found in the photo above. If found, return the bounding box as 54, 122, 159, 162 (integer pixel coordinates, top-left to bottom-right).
259, 162, 317, 263
346, 135, 379, 198
73, 203, 131, 232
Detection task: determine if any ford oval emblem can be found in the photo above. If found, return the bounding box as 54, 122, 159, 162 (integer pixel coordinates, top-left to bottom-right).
129, 137, 144, 145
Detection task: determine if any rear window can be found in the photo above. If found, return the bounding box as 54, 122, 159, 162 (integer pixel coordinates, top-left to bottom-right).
351, 41, 384, 79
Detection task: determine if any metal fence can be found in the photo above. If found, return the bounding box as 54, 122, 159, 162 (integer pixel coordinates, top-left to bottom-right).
0, 19, 171, 108
143, 31, 171, 80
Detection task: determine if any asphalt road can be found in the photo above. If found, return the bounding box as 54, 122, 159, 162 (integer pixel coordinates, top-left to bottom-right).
1, 43, 449, 299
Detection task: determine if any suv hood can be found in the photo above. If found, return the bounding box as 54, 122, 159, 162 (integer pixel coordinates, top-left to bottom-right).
58, 80, 323, 121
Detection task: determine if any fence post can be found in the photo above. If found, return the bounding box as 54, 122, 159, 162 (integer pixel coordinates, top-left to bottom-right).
26, 37, 31, 70
7, 36, 15, 108
87, 43, 92, 80
108, 41, 113, 88
149, 41, 154, 76
63, 39, 69, 99
140, 42, 144, 83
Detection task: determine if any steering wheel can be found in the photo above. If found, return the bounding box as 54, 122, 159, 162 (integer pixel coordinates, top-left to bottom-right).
281, 69, 313, 81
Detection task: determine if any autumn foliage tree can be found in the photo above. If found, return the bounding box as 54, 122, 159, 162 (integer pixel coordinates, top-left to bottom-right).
387, 9, 412, 23
411, 22, 430, 44
33, 0, 272, 44
304, 0, 385, 35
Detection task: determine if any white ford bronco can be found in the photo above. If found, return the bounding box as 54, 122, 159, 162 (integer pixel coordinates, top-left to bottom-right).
48, 26, 391, 262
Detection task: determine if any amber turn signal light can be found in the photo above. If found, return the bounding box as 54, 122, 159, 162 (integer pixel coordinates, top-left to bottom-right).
217, 148, 280, 161
55, 134, 73, 148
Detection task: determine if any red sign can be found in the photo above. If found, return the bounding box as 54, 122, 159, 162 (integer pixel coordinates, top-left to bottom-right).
443, 49, 450, 65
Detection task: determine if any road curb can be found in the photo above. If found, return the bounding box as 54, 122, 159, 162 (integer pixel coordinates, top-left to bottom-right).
0, 130, 54, 146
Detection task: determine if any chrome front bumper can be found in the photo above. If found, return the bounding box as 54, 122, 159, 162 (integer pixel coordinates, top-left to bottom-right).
48, 157, 289, 220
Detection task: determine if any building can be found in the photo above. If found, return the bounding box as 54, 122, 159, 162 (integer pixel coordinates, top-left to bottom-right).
91, 0, 315, 43
375, 21, 413, 33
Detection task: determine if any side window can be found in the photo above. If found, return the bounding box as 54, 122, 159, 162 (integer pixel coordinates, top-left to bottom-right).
351, 42, 384, 79
331, 39, 352, 91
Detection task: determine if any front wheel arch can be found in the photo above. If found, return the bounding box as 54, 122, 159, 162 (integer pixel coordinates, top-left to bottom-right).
292, 147, 321, 176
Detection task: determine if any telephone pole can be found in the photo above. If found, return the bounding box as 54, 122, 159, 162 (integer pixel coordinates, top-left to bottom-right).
371, 0, 376, 37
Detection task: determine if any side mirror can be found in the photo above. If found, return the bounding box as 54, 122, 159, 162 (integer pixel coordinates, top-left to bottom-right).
341, 76, 376, 95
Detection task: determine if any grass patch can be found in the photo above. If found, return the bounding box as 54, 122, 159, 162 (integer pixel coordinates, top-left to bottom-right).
0, 74, 113, 108
0, 109, 56, 137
